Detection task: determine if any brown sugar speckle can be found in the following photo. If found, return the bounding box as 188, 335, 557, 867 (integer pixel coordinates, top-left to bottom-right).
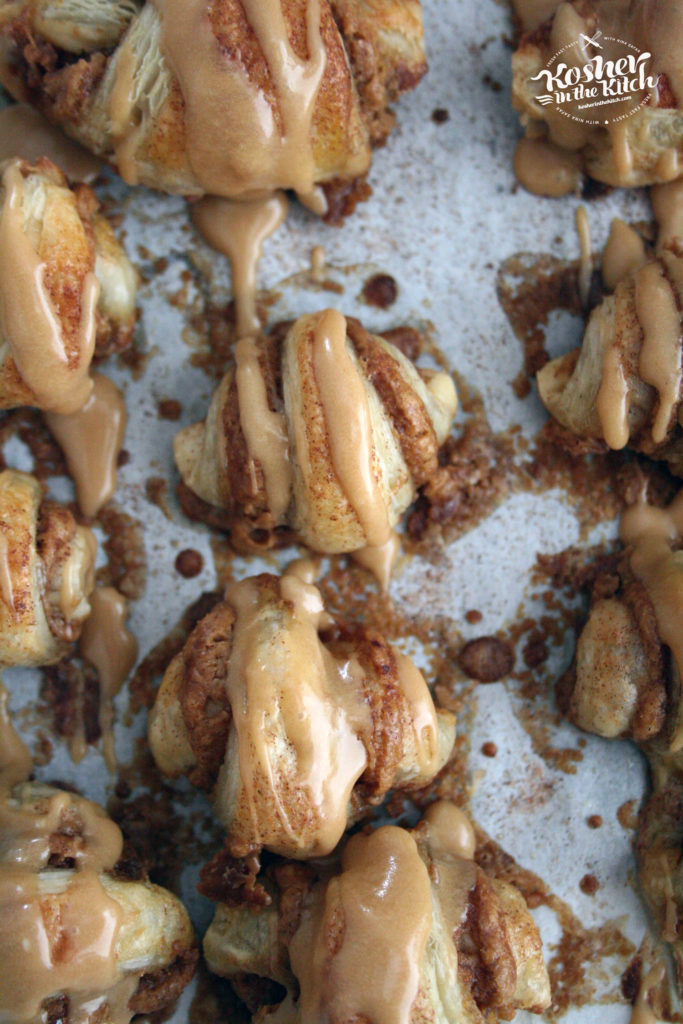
458, 636, 514, 682
579, 873, 599, 895
617, 799, 639, 830
158, 398, 182, 421
175, 549, 204, 579
362, 273, 398, 310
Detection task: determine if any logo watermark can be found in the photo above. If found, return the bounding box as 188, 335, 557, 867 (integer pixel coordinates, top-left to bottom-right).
530, 30, 658, 127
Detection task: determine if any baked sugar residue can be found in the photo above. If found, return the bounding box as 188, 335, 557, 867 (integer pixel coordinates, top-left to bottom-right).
97, 503, 147, 601
361, 272, 398, 309
496, 252, 586, 398
476, 833, 635, 1019
407, 371, 513, 551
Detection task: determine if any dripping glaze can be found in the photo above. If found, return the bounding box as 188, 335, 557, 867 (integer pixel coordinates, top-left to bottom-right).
0, 682, 138, 1024
596, 185, 683, 449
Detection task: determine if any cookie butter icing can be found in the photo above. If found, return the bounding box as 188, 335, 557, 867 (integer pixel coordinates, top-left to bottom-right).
0, 161, 98, 415
620, 490, 683, 751
0, 682, 137, 1024
214, 574, 369, 856
290, 826, 433, 1024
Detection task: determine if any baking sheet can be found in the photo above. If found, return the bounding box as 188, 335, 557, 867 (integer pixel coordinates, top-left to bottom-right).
1, 0, 661, 1021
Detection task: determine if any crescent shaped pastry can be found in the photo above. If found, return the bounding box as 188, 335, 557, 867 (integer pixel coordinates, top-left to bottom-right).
512, 0, 683, 189
537, 180, 683, 472
0, 0, 427, 214
0, 157, 137, 414
149, 570, 456, 858
0, 469, 96, 667
202, 802, 551, 1023
0, 770, 196, 1024
559, 490, 683, 992
174, 311, 457, 562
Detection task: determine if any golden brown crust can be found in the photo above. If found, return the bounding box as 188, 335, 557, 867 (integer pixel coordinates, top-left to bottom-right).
150, 573, 455, 859
180, 601, 236, 791
36, 499, 80, 643
202, 812, 550, 1023
346, 317, 439, 485
174, 314, 457, 556
563, 555, 668, 743
129, 947, 200, 1015
457, 872, 518, 1017
1, 0, 426, 204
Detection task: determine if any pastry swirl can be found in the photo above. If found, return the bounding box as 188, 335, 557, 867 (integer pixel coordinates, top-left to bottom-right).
0, 157, 136, 414
537, 180, 683, 472
0, 468, 96, 667
174, 311, 458, 559
149, 570, 456, 858
0, 691, 197, 1024
512, 0, 683, 189
0, 0, 427, 213
202, 802, 551, 1024
559, 491, 683, 991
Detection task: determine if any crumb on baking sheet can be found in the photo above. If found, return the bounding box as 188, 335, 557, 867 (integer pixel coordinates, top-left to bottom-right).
496, 253, 587, 399
476, 831, 636, 1017
96, 502, 147, 601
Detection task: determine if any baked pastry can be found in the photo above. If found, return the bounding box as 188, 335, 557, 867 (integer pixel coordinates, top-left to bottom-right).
174, 311, 457, 572
0, 468, 96, 667
0, 156, 137, 414
0, 0, 427, 215
537, 179, 683, 472
202, 801, 551, 1023
149, 569, 456, 858
512, 0, 683, 190
559, 490, 683, 986
0, 687, 197, 1024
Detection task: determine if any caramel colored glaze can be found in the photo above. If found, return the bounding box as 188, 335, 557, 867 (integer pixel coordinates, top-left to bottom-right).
423, 798, 477, 860
0, 680, 134, 1024
108, 36, 142, 186
234, 336, 292, 522
0, 869, 126, 1023
597, 337, 631, 450
310, 244, 326, 283
192, 193, 288, 337
620, 491, 683, 750
290, 826, 433, 1024
153, 0, 334, 210
394, 650, 440, 779
216, 575, 368, 856
575, 205, 592, 308
0, 105, 102, 182
423, 803, 478, 941
313, 309, 392, 547
513, 137, 580, 197
79, 586, 138, 770
0, 682, 32, 785
0, 161, 98, 414
651, 179, 683, 253
631, 964, 666, 1024
352, 532, 401, 592
602, 219, 648, 291
0, 533, 16, 619
634, 260, 682, 444
45, 373, 127, 518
